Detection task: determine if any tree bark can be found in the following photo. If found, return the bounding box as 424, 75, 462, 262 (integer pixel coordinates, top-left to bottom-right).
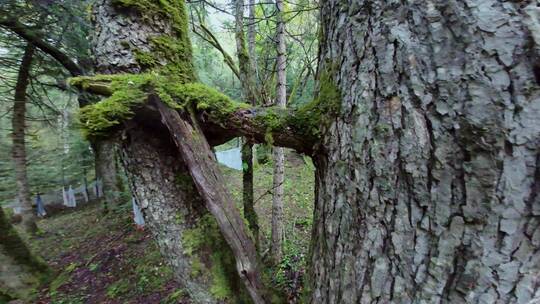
271, 0, 286, 264
11, 43, 37, 234
119, 120, 244, 303
309, 1, 540, 303
235, 0, 260, 249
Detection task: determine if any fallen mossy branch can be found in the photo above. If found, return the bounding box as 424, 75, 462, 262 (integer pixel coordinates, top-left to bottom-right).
70, 73, 336, 154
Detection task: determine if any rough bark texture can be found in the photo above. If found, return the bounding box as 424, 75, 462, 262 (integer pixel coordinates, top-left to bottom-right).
12, 43, 37, 234
309, 1, 540, 303
92, 0, 174, 75
271, 0, 286, 264
119, 121, 230, 303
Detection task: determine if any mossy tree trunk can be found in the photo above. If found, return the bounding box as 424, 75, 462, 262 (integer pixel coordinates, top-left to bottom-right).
11, 43, 38, 234
89, 0, 264, 302
308, 1, 540, 302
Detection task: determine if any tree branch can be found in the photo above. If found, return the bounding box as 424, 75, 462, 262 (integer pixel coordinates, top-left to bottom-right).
0, 16, 84, 76
71, 76, 317, 154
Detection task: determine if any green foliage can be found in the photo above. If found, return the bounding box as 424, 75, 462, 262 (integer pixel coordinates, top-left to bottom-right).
49, 262, 77, 293
164, 289, 186, 303
133, 250, 173, 294
106, 279, 130, 298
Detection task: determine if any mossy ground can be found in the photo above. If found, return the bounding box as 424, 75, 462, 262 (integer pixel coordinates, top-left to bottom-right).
29, 202, 186, 304
15, 151, 313, 303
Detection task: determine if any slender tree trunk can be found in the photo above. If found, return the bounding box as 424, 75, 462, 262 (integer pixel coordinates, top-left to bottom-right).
92, 138, 121, 211
242, 140, 259, 247
308, 1, 540, 302
271, 0, 286, 264
248, 0, 258, 81
235, 0, 260, 248
11, 43, 37, 234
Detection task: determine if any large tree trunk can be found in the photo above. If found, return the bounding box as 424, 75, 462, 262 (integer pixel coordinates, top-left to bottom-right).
120, 121, 247, 303
271, 0, 286, 264
12, 43, 37, 234
90, 1, 263, 302
309, 1, 540, 303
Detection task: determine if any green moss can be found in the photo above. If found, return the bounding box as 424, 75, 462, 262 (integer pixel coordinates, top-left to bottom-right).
182, 214, 249, 302
133, 49, 158, 68
74, 74, 155, 138
49, 263, 77, 293
106, 279, 131, 298
289, 70, 341, 139
246, 69, 342, 145
164, 82, 250, 121
74, 73, 250, 138
111, 0, 195, 80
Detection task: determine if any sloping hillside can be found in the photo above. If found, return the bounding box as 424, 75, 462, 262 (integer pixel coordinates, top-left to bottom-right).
26, 153, 313, 303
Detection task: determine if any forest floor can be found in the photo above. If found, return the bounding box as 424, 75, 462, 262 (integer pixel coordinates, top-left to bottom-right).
27, 150, 314, 304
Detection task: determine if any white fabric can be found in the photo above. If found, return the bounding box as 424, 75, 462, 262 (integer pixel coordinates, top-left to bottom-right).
68, 186, 77, 207
215, 148, 243, 171
132, 197, 145, 226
